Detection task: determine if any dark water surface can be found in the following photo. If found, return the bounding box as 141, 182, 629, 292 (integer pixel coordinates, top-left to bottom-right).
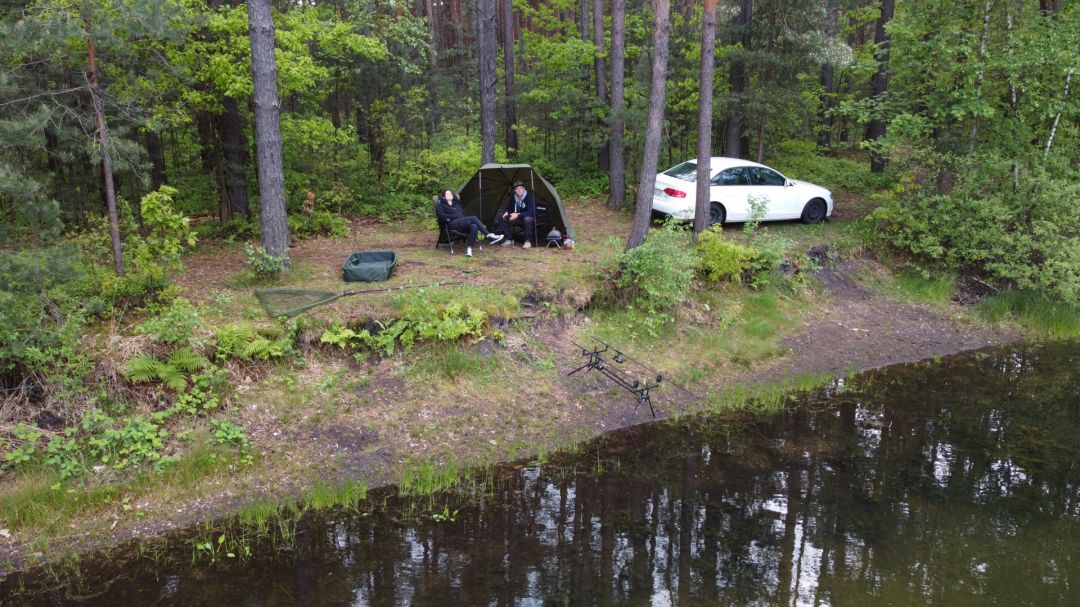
4, 341, 1080, 606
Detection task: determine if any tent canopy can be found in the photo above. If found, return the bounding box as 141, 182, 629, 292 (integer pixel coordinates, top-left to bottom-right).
448, 164, 574, 243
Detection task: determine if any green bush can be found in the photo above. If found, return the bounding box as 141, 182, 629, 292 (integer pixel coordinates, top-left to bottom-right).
244, 243, 288, 280
868, 155, 1080, 301
214, 323, 294, 361
288, 210, 350, 239
136, 298, 204, 346
697, 226, 754, 282
607, 222, 697, 332
768, 139, 892, 194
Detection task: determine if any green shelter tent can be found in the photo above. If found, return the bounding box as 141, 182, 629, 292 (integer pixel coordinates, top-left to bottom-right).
447, 164, 574, 244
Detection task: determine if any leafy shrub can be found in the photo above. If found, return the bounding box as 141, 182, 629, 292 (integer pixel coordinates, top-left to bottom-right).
80, 410, 170, 472
868, 155, 1080, 300
606, 222, 697, 332
195, 217, 258, 242
244, 243, 288, 279
131, 186, 197, 272
388, 137, 482, 197
697, 226, 754, 282
136, 298, 204, 345
768, 139, 892, 194
288, 210, 350, 239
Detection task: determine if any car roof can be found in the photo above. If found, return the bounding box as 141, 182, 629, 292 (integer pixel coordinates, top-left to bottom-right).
707, 157, 769, 171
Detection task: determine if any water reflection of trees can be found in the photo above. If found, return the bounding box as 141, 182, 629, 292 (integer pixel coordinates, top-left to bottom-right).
15, 344, 1080, 605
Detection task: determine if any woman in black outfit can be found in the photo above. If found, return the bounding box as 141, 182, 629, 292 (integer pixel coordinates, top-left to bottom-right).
435, 189, 504, 256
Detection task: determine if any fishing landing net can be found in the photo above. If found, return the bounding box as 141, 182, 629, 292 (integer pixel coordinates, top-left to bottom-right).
255, 289, 346, 318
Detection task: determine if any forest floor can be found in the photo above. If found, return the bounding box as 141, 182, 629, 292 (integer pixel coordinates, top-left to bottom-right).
0, 195, 1020, 572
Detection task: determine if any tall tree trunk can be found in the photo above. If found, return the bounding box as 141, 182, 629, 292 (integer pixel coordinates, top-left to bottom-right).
219, 96, 250, 220
817, 0, 838, 148
723, 0, 751, 159
247, 0, 290, 260
607, 0, 627, 209
593, 0, 609, 171
81, 2, 123, 276
501, 0, 518, 157
968, 1, 992, 152
476, 0, 497, 164
424, 0, 441, 135
867, 0, 894, 173
145, 130, 167, 191
1044, 68, 1073, 159
627, 0, 671, 250
693, 0, 718, 239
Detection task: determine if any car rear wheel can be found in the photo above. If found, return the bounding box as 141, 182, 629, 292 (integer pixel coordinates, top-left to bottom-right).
709, 202, 725, 227
801, 198, 827, 224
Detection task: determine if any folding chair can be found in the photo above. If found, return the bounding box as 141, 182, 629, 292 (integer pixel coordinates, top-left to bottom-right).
434, 196, 482, 255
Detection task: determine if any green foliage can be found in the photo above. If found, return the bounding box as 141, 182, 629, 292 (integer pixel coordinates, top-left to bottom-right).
0, 246, 94, 378
136, 298, 204, 345
81, 410, 170, 472
607, 223, 697, 335
319, 297, 489, 357
868, 156, 1080, 301
2, 424, 44, 469
388, 137, 481, 203
214, 323, 294, 361
697, 226, 754, 282
244, 243, 289, 280
768, 140, 891, 194
123, 347, 210, 392
130, 186, 197, 273
287, 210, 350, 239
209, 419, 248, 448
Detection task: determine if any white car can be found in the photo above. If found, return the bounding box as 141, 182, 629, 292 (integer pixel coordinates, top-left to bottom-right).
652, 157, 833, 226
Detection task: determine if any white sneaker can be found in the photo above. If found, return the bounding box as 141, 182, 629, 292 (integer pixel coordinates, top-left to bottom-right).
487, 233, 505, 245
466, 247, 473, 257
522, 241, 532, 249
501, 239, 513, 247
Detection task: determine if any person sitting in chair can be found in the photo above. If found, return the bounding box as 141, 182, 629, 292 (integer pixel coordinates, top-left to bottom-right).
497, 181, 536, 249
435, 189, 504, 257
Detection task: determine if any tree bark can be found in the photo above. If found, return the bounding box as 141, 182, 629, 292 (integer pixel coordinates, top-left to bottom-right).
593, 0, 609, 171
627, 0, 671, 250
817, 0, 838, 148
424, 0, 441, 135
476, 0, 497, 164
81, 2, 123, 276
723, 0, 751, 159
1044, 68, 1073, 159
145, 130, 167, 191
693, 0, 718, 239
607, 0, 627, 210
247, 0, 290, 260
868, 0, 895, 173
501, 0, 519, 156
219, 96, 250, 220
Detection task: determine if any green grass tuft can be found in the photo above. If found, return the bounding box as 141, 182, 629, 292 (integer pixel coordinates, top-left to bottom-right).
978, 290, 1080, 339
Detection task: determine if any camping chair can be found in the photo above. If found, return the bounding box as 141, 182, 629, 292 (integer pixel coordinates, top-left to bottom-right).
434, 196, 482, 255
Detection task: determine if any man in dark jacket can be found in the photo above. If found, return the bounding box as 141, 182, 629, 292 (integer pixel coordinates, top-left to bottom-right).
497, 181, 536, 248
435, 189, 504, 257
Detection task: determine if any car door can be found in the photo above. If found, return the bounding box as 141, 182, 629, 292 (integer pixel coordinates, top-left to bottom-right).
708, 167, 752, 221
746, 166, 798, 219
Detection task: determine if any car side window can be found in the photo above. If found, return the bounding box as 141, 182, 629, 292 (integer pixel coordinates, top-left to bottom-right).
749, 167, 786, 186
712, 168, 748, 186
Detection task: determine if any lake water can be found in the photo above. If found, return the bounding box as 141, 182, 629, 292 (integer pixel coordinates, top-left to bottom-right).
3, 341, 1079, 606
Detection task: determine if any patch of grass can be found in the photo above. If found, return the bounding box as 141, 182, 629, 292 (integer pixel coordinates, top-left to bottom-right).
1, 470, 123, 538
301, 479, 367, 510
978, 290, 1080, 339
412, 343, 494, 383
703, 371, 839, 413
398, 457, 464, 497
892, 270, 956, 307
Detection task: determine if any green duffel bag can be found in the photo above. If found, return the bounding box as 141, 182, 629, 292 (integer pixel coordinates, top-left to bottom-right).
342, 250, 397, 282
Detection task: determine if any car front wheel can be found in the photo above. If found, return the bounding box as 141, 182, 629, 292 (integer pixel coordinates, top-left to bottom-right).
709, 202, 725, 227
800, 198, 827, 224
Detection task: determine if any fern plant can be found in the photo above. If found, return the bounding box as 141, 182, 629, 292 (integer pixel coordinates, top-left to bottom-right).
123, 347, 209, 391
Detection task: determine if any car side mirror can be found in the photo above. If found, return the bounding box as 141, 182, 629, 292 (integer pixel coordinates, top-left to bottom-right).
785, 179, 794, 187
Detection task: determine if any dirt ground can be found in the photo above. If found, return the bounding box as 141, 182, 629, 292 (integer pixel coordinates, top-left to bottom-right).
0, 198, 1019, 571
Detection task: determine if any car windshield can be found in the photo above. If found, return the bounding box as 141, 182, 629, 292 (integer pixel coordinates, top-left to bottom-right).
662, 161, 699, 182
